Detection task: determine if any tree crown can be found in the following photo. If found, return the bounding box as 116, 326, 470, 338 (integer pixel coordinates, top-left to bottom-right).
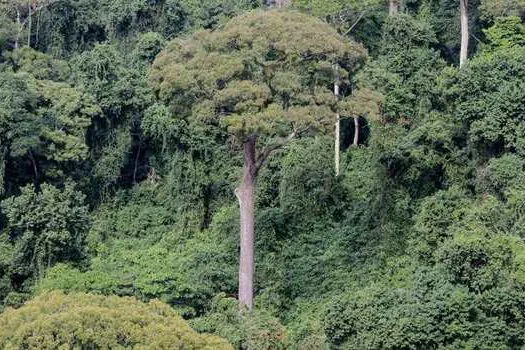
150, 10, 366, 142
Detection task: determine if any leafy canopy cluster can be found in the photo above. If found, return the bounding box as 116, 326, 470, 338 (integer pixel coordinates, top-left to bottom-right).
0, 291, 232, 349
150, 10, 366, 144
1, 1, 525, 349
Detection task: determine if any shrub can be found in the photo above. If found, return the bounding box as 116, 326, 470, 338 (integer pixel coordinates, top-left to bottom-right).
0, 183, 89, 299
0, 291, 232, 349
192, 294, 286, 350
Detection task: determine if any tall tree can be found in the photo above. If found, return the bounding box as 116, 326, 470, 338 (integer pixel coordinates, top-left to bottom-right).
149, 10, 365, 309
334, 65, 341, 176
460, 0, 469, 67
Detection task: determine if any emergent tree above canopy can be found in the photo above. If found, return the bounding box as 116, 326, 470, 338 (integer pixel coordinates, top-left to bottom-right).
149, 9, 366, 309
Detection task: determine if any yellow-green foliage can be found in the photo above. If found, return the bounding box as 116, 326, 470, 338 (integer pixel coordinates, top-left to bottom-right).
0, 291, 233, 350
339, 88, 384, 120
150, 10, 366, 139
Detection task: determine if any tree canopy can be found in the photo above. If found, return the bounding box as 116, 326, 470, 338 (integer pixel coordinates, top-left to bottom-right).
1, 0, 525, 349
0, 291, 232, 349
150, 10, 365, 142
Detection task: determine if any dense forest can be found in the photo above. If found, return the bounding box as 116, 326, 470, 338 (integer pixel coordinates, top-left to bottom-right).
1, 0, 525, 348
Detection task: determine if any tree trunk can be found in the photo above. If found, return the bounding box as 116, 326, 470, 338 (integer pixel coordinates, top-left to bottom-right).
389, 0, 400, 15
15, 9, 21, 49
28, 151, 38, 185
27, 2, 32, 47
353, 116, 359, 147
234, 132, 296, 310
35, 10, 40, 46
335, 115, 340, 176
236, 135, 258, 310
460, 0, 469, 67
334, 66, 340, 177
268, 0, 290, 8
133, 141, 141, 184
0, 148, 6, 195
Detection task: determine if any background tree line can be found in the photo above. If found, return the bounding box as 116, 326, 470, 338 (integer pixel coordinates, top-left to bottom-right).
1, 0, 525, 348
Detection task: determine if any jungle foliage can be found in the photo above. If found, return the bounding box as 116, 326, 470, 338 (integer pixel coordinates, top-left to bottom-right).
0, 290, 232, 349
1, 0, 525, 349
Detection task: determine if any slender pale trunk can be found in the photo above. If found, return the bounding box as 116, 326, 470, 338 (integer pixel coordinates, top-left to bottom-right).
15, 9, 21, 49
274, 0, 290, 8
236, 135, 257, 310
335, 116, 340, 176
28, 151, 38, 184
133, 142, 141, 184
389, 0, 399, 15
0, 148, 6, 195
334, 66, 340, 176
353, 116, 359, 146
35, 10, 40, 46
27, 2, 32, 47
459, 0, 469, 67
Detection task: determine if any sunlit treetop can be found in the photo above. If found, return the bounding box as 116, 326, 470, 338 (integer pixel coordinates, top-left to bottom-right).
0, 291, 233, 349
483, 16, 525, 51
339, 88, 384, 120
150, 10, 366, 141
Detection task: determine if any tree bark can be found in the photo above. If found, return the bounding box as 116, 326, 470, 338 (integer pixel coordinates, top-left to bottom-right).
28, 151, 38, 184
335, 115, 340, 176
133, 141, 141, 184
27, 1, 32, 47
389, 0, 400, 15
234, 132, 296, 310
459, 0, 469, 67
35, 10, 40, 46
236, 135, 258, 310
334, 66, 340, 177
353, 116, 359, 147
15, 9, 21, 49
0, 148, 6, 195
268, 0, 290, 8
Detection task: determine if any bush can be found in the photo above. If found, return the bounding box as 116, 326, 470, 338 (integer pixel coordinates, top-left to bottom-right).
0, 183, 89, 300
0, 291, 232, 349
321, 269, 525, 349
411, 186, 471, 260
37, 199, 238, 315
192, 294, 286, 350
476, 154, 525, 198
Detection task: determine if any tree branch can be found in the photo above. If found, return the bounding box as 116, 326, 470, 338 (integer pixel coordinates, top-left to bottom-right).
470, 33, 482, 44
343, 11, 366, 36
255, 131, 297, 171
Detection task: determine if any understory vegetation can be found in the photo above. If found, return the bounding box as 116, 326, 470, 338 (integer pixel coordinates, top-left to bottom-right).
1, 0, 525, 348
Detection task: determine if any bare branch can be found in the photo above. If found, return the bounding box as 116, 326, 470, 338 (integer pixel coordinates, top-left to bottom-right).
255, 131, 297, 171
470, 33, 482, 44
343, 11, 366, 36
